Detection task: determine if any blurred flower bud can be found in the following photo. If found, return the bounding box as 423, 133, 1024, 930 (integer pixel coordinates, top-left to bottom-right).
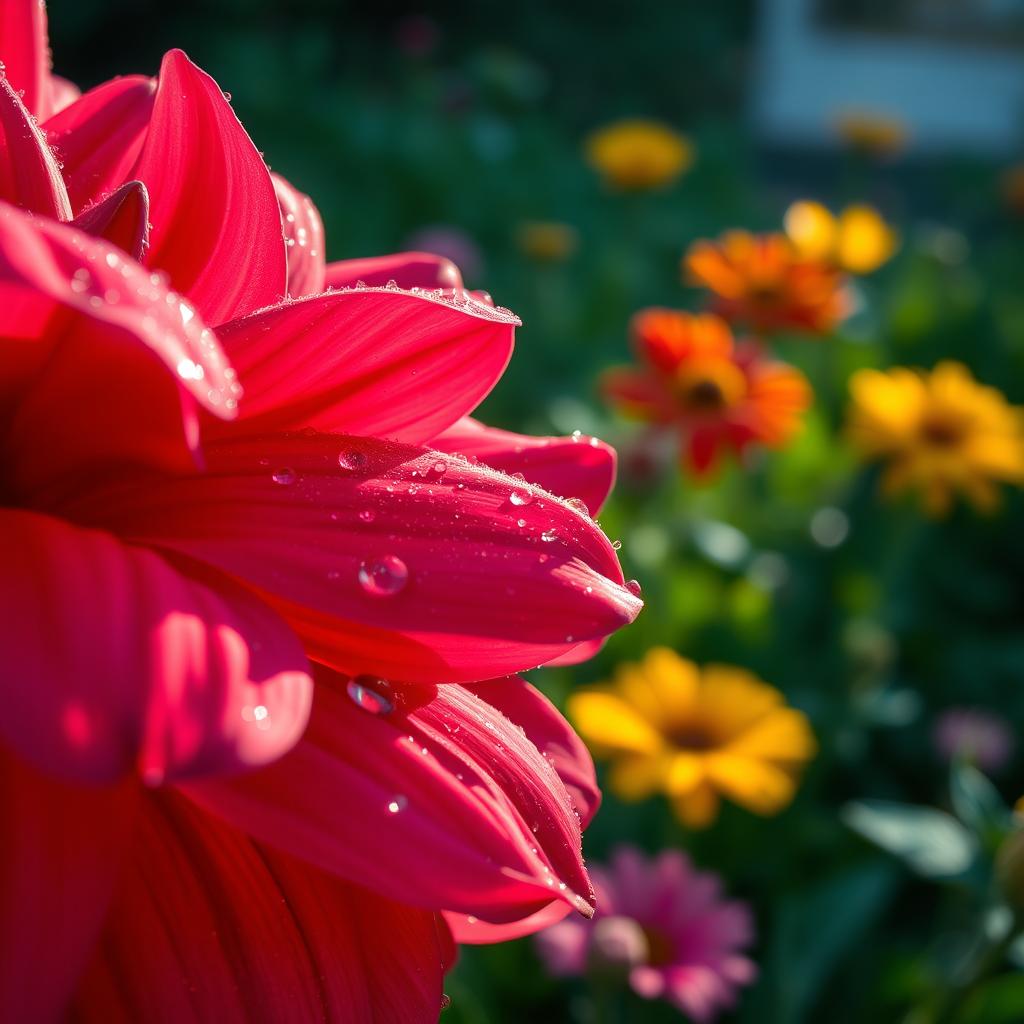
588, 915, 649, 975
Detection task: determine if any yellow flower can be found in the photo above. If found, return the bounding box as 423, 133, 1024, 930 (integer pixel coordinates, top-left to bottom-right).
833, 110, 909, 158
585, 119, 694, 191
784, 200, 898, 275
567, 649, 816, 828
516, 221, 579, 263
847, 362, 1024, 516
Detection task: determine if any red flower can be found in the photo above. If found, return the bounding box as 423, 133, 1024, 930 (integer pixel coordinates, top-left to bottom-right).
0, 7, 641, 1020
603, 309, 811, 476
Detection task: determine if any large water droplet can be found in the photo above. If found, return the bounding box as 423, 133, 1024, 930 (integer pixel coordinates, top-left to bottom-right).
565, 497, 590, 517
509, 490, 532, 507
346, 675, 395, 716
272, 467, 296, 485
625, 579, 643, 597
358, 555, 409, 596
540, 529, 557, 543
338, 449, 368, 472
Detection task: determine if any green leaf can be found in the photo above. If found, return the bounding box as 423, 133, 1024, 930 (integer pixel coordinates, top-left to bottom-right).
742, 861, 897, 1024
842, 800, 977, 879
950, 762, 1010, 846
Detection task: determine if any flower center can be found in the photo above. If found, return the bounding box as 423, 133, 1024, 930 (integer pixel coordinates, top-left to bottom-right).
641, 926, 677, 967
669, 724, 717, 751
675, 361, 747, 414
920, 414, 965, 448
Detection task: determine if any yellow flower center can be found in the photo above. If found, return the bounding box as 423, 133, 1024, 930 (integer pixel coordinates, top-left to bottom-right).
668, 723, 717, 751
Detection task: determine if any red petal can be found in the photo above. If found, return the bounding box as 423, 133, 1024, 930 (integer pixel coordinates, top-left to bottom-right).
212, 288, 516, 444
43, 75, 156, 213
467, 677, 601, 828
0, 73, 71, 218
186, 670, 595, 923
445, 901, 572, 944
434, 417, 617, 515
73, 792, 449, 1023
0, 510, 312, 785
273, 172, 325, 297
325, 250, 463, 291
48, 74, 80, 115
0, 748, 136, 1024
0, 0, 49, 117
71, 180, 150, 260
63, 434, 642, 683
130, 50, 286, 324
0, 204, 237, 499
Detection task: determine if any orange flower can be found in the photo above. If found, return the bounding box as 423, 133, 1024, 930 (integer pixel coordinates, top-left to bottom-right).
685, 230, 852, 335
602, 309, 811, 475
833, 109, 909, 159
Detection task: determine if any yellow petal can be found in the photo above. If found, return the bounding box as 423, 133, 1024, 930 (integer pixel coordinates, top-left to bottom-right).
725, 708, 817, 763
566, 692, 664, 755
664, 752, 706, 795
694, 665, 783, 740
672, 781, 720, 829
640, 647, 700, 723
836, 204, 897, 274
784, 200, 837, 262
705, 753, 798, 815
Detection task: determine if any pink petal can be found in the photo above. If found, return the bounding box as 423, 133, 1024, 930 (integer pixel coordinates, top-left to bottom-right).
43, 75, 156, 213
211, 288, 517, 444
0, 509, 312, 785
273, 171, 325, 297
0, 0, 49, 118
434, 417, 617, 515
185, 670, 595, 923
130, 50, 286, 324
544, 638, 606, 667
467, 677, 601, 828
0, 747, 136, 1024
71, 180, 149, 260
73, 792, 450, 1023
325, 250, 463, 291
0, 204, 237, 499
447, 901, 573, 945
63, 433, 642, 683
0, 73, 71, 218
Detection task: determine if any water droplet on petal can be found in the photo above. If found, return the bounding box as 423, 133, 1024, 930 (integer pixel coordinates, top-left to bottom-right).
565, 497, 590, 516
387, 795, 408, 813
338, 449, 368, 472
359, 509, 376, 523
541, 529, 557, 543
516, 518, 527, 528
626, 579, 642, 597
272, 467, 296, 485
358, 555, 409, 596
611, 539, 622, 550
346, 675, 395, 716
432, 460, 447, 475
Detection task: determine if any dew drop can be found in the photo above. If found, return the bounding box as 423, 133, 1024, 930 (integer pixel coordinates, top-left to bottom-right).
387, 795, 408, 814
359, 509, 376, 523
516, 518, 527, 528
540, 529, 557, 543
272, 467, 296, 485
509, 490, 532, 507
625, 579, 643, 597
432, 460, 447, 476
611, 539, 622, 550
337, 449, 368, 472
358, 555, 409, 596
565, 497, 590, 516
346, 675, 395, 716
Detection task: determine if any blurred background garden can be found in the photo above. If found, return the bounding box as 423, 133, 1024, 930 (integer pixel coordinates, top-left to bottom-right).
50, 1, 1024, 1021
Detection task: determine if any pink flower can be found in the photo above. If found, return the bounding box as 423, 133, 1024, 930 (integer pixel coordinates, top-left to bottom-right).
536, 846, 757, 1022
0, 4, 641, 1020
934, 708, 1014, 775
